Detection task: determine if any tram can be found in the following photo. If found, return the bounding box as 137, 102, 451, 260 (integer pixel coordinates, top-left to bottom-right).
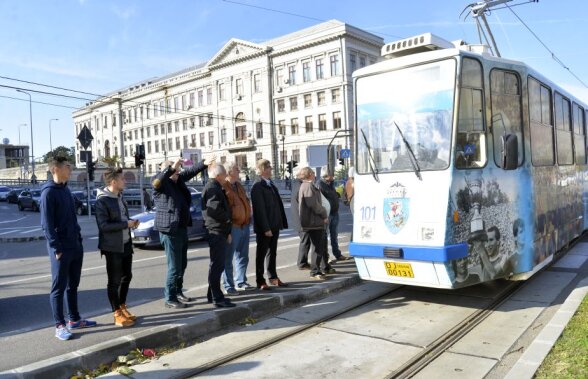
348, 32, 587, 288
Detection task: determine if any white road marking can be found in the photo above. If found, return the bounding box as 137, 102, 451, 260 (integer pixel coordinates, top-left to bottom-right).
20, 228, 42, 234
0, 217, 27, 224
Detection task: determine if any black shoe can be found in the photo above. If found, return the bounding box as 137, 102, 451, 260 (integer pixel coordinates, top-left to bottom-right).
298, 263, 311, 270
177, 294, 194, 302
214, 299, 236, 308
165, 300, 187, 309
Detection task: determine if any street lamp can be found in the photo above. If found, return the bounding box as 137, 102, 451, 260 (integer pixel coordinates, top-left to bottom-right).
18, 123, 27, 145
16, 89, 35, 181
49, 118, 59, 153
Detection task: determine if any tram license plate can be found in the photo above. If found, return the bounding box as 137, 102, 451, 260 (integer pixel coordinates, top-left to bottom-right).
384, 262, 414, 278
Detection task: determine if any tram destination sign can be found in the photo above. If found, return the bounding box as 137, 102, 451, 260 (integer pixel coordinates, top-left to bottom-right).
77, 124, 94, 150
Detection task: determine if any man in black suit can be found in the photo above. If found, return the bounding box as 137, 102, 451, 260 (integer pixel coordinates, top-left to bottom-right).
152, 157, 209, 309
202, 164, 235, 308
251, 159, 288, 290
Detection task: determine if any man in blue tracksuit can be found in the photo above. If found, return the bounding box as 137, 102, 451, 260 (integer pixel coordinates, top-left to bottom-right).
40, 156, 96, 341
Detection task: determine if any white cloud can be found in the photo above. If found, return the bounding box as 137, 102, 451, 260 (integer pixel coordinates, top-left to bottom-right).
0, 57, 107, 80
560, 83, 588, 104
110, 5, 135, 20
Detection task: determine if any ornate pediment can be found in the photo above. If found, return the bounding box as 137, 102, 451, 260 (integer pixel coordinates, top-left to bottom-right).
207, 38, 268, 67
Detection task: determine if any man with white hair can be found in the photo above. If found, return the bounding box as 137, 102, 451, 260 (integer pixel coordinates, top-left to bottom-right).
152, 157, 210, 309
202, 164, 235, 308
291, 164, 311, 269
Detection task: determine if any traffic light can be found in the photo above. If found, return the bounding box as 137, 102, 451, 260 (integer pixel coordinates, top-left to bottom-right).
292, 160, 298, 169
87, 160, 96, 182
338, 158, 345, 166
135, 143, 145, 167
286, 161, 293, 175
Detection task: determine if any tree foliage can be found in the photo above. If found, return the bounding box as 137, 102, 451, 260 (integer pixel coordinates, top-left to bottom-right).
43, 146, 75, 164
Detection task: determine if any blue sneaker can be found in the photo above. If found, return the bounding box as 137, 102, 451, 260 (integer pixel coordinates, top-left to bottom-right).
68, 319, 97, 329
55, 324, 72, 341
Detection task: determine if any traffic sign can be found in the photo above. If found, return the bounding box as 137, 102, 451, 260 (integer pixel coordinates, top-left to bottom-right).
340, 148, 351, 159
77, 124, 94, 150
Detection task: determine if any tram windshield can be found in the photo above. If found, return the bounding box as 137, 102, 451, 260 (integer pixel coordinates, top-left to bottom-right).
356, 59, 456, 175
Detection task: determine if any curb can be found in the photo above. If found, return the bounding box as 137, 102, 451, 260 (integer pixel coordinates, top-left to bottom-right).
504, 276, 588, 379
2, 274, 361, 379
0, 235, 46, 243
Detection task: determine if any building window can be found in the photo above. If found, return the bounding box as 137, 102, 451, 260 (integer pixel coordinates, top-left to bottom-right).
125, 147, 128, 157
145, 106, 150, 119
159, 100, 165, 115
330, 54, 340, 76
168, 138, 173, 152
221, 128, 227, 144
198, 90, 203, 107
254, 74, 261, 93
278, 120, 286, 135
305, 116, 313, 133
182, 119, 188, 131
333, 111, 341, 129
236, 78, 243, 96
154, 126, 159, 136
256, 122, 263, 139
207, 87, 212, 105
350, 54, 357, 73
280, 150, 287, 165
360, 56, 366, 68
290, 97, 298, 111
220, 156, 226, 164
318, 114, 326, 131
154, 140, 159, 153
160, 124, 165, 134
189, 92, 195, 108
219, 83, 225, 101
276, 68, 284, 86
318, 91, 326, 106
291, 118, 299, 135
315, 58, 324, 79
167, 122, 172, 133
146, 127, 151, 138
288, 65, 296, 85
292, 149, 300, 162
200, 133, 205, 147
235, 154, 247, 170
256, 152, 263, 161
208, 131, 214, 145
332, 88, 340, 103
161, 139, 165, 153
174, 121, 180, 132
174, 97, 179, 112
277, 99, 285, 113
133, 108, 137, 122
303, 61, 311, 82
183, 135, 188, 149
167, 98, 172, 114
181, 94, 187, 110
148, 164, 152, 174
304, 93, 312, 108
207, 113, 213, 126
134, 130, 138, 140
191, 134, 196, 147
236, 124, 247, 141
175, 137, 180, 150
154, 103, 159, 118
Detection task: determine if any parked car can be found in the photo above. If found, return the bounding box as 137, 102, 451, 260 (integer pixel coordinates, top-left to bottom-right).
71, 190, 97, 215
131, 192, 207, 248
122, 189, 142, 206
18, 189, 42, 211
0, 186, 11, 201
6, 188, 24, 204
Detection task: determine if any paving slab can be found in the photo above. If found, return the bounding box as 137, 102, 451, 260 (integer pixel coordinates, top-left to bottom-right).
568, 242, 588, 256
552, 254, 588, 269
449, 300, 545, 360
413, 351, 497, 379
509, 271, 576, 304
320, 288, 491, 348
198, 327, 421, 378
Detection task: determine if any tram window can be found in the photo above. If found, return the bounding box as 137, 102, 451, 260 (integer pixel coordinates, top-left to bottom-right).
491, 69, 523, 168
555, 92, 573, 165
573, 103, 586, 164
529, 77, 555, 166
456, 57, 486, 169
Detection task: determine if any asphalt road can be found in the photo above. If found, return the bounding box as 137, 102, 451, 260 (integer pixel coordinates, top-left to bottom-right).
0, 198, 353, 371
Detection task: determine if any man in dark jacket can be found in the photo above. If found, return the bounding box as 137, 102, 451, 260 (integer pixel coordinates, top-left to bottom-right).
41, 156, 96, 341
251, 159, 288, 290
202, 164, 235, 308
318, 167, 350, 263
95, 168, 140, 327
152, 157, 209, 309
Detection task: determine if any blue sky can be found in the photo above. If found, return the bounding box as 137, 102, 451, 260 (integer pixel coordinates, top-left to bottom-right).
1, 0, 587, 159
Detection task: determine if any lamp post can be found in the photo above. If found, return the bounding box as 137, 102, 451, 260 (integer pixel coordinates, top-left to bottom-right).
49, 118, 59, 153
16, 89, 35, 181
280, 134, 285, 179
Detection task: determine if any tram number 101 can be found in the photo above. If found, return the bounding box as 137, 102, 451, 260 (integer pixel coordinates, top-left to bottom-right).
360, 206, 376, 222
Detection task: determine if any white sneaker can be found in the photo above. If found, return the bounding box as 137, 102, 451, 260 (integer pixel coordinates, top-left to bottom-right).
55, 324, 72, 341
237, 282, 255, 291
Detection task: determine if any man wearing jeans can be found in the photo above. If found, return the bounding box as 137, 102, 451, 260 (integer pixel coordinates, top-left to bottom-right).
221, 162, 254, 294
41, 156, 97, 341
152, 157, 209, 309
318, 167, 350, 263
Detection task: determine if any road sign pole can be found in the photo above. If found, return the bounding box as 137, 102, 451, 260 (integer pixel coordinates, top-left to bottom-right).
87, 173, 91, 220
139, 165, 144, 212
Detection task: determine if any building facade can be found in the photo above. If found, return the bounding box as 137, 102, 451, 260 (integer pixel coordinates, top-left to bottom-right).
72, 20, 383, 178
0, 143, 29, 171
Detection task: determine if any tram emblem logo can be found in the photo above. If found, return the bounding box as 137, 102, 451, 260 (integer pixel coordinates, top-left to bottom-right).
384, 182, 409, 234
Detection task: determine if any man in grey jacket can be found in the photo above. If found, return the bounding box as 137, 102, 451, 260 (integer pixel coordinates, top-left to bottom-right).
95, 168, 140, 327
291, 168, 311, 270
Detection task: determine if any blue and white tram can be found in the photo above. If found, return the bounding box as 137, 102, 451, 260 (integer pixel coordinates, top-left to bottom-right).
349, 33, 587, 288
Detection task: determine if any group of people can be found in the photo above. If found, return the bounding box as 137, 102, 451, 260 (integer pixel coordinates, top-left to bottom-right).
40, 155, 352, 341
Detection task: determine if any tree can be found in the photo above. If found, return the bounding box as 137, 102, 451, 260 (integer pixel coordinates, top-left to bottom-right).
102, 155, 121, 168
43, 146, 75, 164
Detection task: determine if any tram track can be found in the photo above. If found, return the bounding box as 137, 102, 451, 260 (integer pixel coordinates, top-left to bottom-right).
165, 236, 582, 379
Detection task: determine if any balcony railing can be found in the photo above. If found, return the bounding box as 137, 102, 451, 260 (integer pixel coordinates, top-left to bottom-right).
224, 138, 256, 152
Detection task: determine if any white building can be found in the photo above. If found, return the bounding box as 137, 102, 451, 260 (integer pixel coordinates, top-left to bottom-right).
72, 20, 383, 178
